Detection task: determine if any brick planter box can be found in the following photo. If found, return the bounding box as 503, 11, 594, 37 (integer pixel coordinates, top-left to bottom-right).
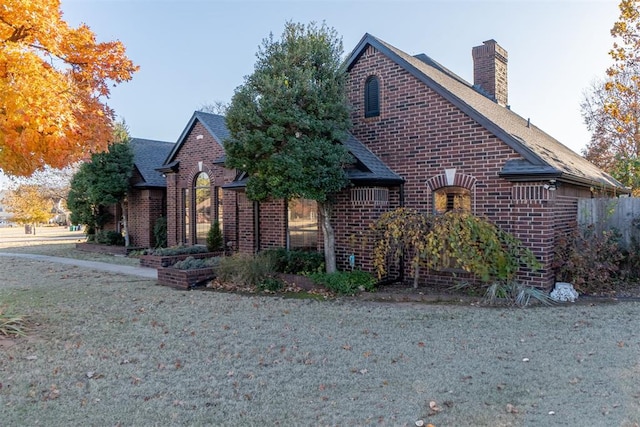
76, 242, 143, 256
140, 251, 223, 269
157, 266, 216, 290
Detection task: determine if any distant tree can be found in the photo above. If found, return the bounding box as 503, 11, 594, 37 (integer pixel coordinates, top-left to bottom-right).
199, 101, 229, 115
67, 122, 134, 244
0, 0, 138, 176
3, 185, 51, 233
582, 0, 640, 194
10, 164, 79, 224
224, 22, 352, 273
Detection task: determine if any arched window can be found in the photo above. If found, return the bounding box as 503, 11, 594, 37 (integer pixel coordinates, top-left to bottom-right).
433, 186, 471, 214
364, 76, 380, 118
194, 172, 211, 245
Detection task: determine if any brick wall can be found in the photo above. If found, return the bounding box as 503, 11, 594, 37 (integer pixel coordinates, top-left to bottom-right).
166, 121, 230, 248
342, 44, 577, 288
127, 188, 166, 248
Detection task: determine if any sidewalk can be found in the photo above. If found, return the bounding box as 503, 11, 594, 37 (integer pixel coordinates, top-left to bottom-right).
0, 252, 157, 279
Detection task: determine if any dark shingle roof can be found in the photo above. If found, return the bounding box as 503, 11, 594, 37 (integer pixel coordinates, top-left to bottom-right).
130, 138, 174, 188
343, 134, 403, 185
345, 33, 628, 192
167, 111, 402, 188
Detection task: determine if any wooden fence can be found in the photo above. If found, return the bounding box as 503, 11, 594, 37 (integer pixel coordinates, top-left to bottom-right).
577, 197, 640, 248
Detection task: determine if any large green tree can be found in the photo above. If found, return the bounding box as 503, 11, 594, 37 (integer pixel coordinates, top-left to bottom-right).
224, 22, 352, 273
67, 122, 134, 245
582, 0, 640, 194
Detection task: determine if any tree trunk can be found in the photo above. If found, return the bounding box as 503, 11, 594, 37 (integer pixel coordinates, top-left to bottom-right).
318, 201, 337, 273
120, 199, 130, 247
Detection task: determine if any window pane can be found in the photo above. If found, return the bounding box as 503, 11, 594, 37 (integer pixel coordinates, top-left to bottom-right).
433, 187, 471, 214
194, 173, 211, 245
183, 188, 190, 243
365, 76, 380, 118
288, 198, 317, 250
216, 187, 223, 231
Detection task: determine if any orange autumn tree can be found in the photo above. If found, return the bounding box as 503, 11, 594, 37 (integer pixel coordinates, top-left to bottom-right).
0, 0, 139, 176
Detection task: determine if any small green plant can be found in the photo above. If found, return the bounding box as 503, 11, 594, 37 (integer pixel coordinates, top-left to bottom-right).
153, 216, 168, 248
0, 308, 26, 337
310, 270, 376, 295
206, 221, 224, 252
94, 230, 125, 246
257, 277, 285, 292
172, 256, 220, 270
261, 248, 324, 274
150, 245, 209, 256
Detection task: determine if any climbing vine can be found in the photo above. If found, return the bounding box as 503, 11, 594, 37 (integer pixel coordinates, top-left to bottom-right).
371, 208, 432, 288
372, 209, 540, 287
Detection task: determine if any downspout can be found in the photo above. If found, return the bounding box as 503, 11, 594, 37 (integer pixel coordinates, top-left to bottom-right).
399, 183, 405, 283
253, 201, 260, 253
235, 192, 240, 251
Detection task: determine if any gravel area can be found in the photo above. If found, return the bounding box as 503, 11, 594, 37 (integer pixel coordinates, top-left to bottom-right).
1, 250, 640, 426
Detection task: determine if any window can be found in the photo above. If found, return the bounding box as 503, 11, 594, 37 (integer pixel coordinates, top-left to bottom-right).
194, 172, 211, 245
183, 188, 190, 244
287, 198, 318, 250
433, 186, 471, 214
364, 76, 380, 118
215, 186, 223, 230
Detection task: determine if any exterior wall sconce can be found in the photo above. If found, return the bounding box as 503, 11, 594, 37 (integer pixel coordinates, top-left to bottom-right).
543, 179, 557, 191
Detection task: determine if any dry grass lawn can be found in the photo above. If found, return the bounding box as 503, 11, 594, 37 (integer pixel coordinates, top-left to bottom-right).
0, 227, 639, 426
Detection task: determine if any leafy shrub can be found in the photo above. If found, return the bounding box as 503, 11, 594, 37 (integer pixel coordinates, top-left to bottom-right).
372, 210, 540, 287
425, 212, 540, 283
216, 253, 276, 287
257, 277, 285, 292
553, 226, 624, 295
153, 216, 167, 248
94, 230, 125, 246
150, 245, 209, 256
172, 256, 220, 270
310, 270, 376, 295
206, 221, 224, 252
262, 248, 324, 274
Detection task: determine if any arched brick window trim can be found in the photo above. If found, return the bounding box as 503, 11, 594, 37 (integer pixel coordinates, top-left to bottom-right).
185, 162, 214, 187
426, 169, 477, 213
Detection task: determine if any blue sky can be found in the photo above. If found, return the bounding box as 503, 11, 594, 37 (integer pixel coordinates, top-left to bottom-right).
0, 0, 622, 189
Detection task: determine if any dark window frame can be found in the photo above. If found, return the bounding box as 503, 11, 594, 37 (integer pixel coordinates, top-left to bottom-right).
364, 76, 380, 118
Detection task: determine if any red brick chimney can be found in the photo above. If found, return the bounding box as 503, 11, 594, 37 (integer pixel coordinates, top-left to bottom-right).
472, 39, 508, 106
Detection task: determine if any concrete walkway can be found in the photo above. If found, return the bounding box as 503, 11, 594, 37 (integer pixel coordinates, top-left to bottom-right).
0, 252, 157, 279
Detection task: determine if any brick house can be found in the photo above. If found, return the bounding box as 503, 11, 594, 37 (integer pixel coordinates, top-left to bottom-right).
102, 138, 173, 248
153, 34, 627, 288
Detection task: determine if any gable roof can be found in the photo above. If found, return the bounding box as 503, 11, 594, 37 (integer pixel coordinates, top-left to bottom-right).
130, 138, 174, 188
164, 111, 402, 188
345, 33, 628, 192
164, 111, 229, 165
